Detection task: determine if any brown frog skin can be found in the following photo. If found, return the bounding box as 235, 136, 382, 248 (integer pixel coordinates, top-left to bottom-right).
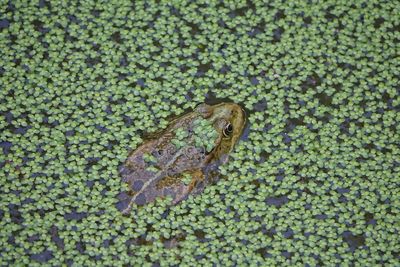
119, 102, 246, 214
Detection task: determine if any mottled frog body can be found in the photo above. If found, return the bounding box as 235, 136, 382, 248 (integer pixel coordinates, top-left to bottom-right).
119, 103, 245, 213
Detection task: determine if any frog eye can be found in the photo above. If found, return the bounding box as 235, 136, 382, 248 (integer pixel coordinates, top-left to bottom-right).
223, 123, 233, 137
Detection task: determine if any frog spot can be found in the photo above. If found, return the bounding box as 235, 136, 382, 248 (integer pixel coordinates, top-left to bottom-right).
135, 193, 147, 205
132, 180, 144, 191
151, 149, 163, 158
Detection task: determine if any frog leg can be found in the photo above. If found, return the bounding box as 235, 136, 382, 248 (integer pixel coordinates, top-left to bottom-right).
121, 149, 187, 214
172, 169, 205, 205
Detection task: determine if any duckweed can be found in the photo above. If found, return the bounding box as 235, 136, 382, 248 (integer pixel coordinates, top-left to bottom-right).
0, 0, 399, 266
181, 173, 193, 186
192, 118, 219, 152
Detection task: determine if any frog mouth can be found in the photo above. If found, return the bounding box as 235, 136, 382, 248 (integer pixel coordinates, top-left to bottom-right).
241, 107, 247, 121
240, 107, 247, 129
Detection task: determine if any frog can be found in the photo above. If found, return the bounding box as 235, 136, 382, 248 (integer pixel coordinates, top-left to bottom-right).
118, 102, 246, 214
